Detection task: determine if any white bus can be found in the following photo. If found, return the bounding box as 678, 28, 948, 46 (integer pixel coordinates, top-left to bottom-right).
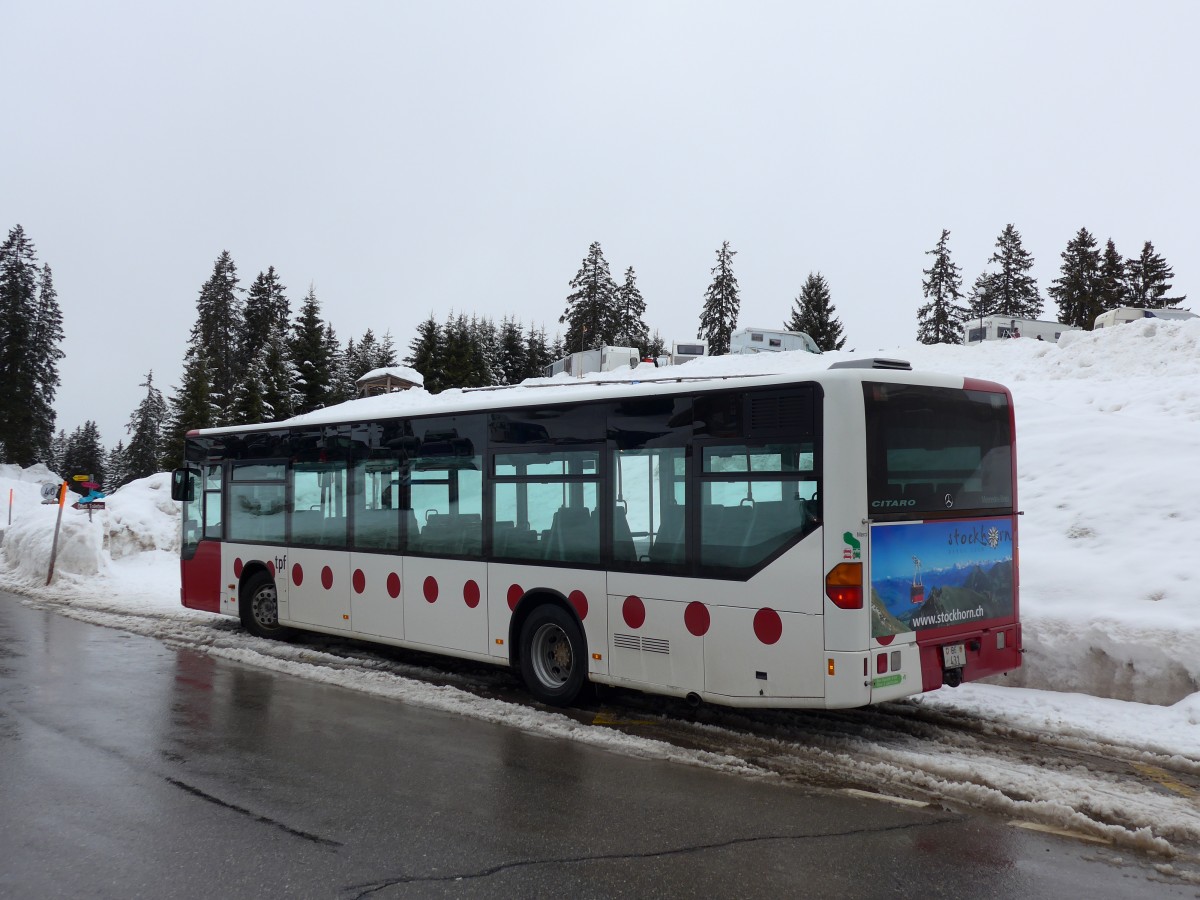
172, 357, 1022, 709
1094, 307, 1197, 329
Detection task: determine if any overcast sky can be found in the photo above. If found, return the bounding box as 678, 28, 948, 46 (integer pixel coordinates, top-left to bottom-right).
4, 1, 1196, 448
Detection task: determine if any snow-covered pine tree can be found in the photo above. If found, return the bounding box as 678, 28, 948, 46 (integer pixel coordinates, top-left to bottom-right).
986, 225, 1042, 319
916, 229, 969, 344
523, 323, 554, 380
495, 317, 527, 385
1096, 239, 1127, 315
62, 421, 106, 486
229, 355, 269, 425
645, 329, 666, 361
29, 263, 64, 461
106, 440, 130, 491
405, 314, 444, 392
188, 251, 244, 422
698, 241, 741, 356
1049, 228, 1103, 329
0, 225, 63, 465
787, 272, 846, 351
124, 371, 169, 480
289, 286, 338, 413
561, 242, 619, 352
615, 266, 650, 353
162, 349, 215, 469
1126, 241, 1187, 308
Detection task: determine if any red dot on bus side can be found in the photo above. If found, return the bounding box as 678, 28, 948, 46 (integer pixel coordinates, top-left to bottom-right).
876, 634, 895, 646
424, 576, 438, 603
321, 566, 334, 590
753, 607, 783, 645
507, 584, 523, 611
568, 590, 588, 620
292, 564, 304, 586
233, 558, 243, 578
267, 560, 276, 578
352, 569, 366, 594
622, 595, 645, 629
684, 601, 710, 637
464, 580, 481, 608
387, 573, 401, 598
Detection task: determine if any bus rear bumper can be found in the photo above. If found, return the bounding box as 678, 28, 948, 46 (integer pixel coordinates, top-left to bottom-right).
918, 623, 1022, 692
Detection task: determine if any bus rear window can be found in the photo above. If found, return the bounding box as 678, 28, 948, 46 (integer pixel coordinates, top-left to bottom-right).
864, 383, 1013, 515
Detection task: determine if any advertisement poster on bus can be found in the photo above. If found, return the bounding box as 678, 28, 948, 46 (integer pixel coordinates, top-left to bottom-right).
869, 516, 1015, 639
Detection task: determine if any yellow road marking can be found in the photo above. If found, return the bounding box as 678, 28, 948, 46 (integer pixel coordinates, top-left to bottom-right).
591, 712, 658, 727
1131, 762, 1197, 799
1010, 821, 1111, 845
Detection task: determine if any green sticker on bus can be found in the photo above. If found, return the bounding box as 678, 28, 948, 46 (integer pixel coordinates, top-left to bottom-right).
872, 674, 904, 689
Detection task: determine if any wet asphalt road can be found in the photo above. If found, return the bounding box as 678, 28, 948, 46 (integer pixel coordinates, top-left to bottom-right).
0, 592, 1188, 899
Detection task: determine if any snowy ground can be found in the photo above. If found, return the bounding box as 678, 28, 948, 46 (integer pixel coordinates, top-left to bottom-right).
2, 320, 1199, 859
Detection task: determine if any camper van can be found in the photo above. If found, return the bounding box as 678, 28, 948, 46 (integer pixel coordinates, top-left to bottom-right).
963, 317, 1077, 344
1093, 307, 1198, 329
543, 346, 641, 378
670, 339, 708, 365
729, 327, 821, 355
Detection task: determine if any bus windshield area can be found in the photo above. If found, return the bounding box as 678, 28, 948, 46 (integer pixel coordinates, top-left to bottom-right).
863, 383, 1013, 517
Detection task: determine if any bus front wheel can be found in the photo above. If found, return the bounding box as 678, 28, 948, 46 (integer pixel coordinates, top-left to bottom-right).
519, 604, 587, 707
241, 571, 290, 640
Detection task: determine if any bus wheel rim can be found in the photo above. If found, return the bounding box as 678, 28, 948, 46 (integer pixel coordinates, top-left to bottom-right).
252, 585, 279, 628
530, 621, 572, 688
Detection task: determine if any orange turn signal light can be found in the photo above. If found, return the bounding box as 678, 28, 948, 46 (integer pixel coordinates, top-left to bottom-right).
826, 562, 863, 609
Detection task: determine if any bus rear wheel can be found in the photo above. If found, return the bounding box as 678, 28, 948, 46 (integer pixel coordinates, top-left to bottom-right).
241, 571, 290, 640
519, 604, 587, 707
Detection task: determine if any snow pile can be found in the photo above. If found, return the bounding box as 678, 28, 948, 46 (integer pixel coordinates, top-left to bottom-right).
2, 319, 1200, 714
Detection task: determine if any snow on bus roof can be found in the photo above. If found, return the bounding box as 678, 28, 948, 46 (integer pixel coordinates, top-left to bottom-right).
195, 350, 960, 435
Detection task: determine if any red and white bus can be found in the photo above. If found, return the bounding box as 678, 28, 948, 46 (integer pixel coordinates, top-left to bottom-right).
171, 357, 1021, 708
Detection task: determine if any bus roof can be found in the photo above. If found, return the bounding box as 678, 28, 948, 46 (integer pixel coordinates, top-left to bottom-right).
192, 357, 974, 437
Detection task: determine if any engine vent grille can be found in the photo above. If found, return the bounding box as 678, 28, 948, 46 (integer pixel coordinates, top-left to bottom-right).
613, 633, 671, 655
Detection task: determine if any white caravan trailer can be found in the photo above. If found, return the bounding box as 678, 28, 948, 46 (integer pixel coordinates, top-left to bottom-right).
1093, 307, 1198, 329
670, 339, 708, 365
543, 346, 641, 378
729, 327, 821, 355
963, 317, 1076, 344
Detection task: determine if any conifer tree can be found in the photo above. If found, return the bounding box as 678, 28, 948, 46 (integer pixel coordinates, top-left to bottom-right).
1049, 228, 1103, 329
1096, 239, 1127, 314
523, 323, 554, 380
786, 272, 845, 351
645, 330, 666, 361
405, 314, 445, 392
162, 349, 214, 469
229, 355, 269, 424
1125, 241, 1186, 308
62, 421, 106, 486
289, 286, 338, 413
698, 241, 741, 355
615, 266, 650, 353
187, 251, 243, 421
986, 224, 1042, 319
0, 226, 62, 465
29, 263, 64, 460
561, 242, 619, 352
48, 429, 68, 476
241, 266, 290, 363
496, 317, 527, 385
106, 440, 130, 491
124, 371, 169, 480
916, 229, 969, 344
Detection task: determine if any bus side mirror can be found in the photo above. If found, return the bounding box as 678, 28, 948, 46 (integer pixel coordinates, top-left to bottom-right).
171, 468, 195, 502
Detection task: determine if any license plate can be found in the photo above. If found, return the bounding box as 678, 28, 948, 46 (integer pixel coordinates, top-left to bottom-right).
942, 643, 967, 668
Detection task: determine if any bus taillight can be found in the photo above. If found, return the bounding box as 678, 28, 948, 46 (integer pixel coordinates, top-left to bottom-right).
826, 562, 863, 609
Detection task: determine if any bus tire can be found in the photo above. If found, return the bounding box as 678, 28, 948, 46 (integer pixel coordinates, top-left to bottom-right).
519, 603, 587, 707
241, 570, 290, 640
